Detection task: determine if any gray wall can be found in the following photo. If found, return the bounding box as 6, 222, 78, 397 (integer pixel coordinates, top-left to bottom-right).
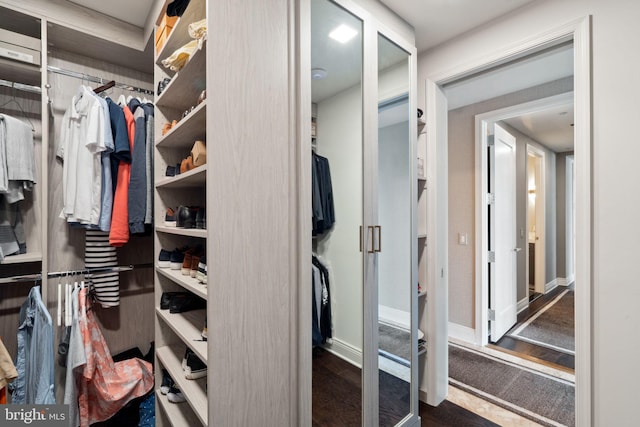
556, 151, 573, 278
447, 77, 571, 328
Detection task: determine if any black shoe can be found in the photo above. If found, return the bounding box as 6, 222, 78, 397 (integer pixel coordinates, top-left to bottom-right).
176, 205, 198, 228
160, 291, 190, 310
195, 207, 206, 229
160, 369, 173, 394
157, 77, 171, 96
169, 293, 206, 314
182, 347, 207, 379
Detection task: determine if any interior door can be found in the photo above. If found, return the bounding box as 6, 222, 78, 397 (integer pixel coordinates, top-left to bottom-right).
489, 123, 517, 342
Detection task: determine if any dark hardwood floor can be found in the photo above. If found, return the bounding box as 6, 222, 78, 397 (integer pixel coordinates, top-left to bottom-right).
493, 285, 575, 371
313, 349, 498, 427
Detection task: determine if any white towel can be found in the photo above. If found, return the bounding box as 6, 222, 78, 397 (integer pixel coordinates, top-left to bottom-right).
0, 114, 36, 202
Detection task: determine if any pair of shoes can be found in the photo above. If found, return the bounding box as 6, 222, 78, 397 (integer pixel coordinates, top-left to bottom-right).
162, 119, 179, 136
201, 318, 207, 341
182, 347, 206, 379
158, 249, 172, 268
160, 291, 190, 309
177, 205, 201, 228
165, 207, 177, 227
181, 246, 203, 276
179, 141, 206, 173
168, 292, 206, 314
157, 77, 171, 96
161, 369, 186, 403
196, 255, 207, 284
169, 246, 190, 270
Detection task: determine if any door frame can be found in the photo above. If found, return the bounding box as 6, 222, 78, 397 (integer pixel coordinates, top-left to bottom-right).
527, 143, 546, 295
475, 92, 571, 346
425, 17, 591, 425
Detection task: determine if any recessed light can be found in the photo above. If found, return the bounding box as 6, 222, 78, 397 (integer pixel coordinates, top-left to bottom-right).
311, 68, 327, 80
329, 24, 357, 44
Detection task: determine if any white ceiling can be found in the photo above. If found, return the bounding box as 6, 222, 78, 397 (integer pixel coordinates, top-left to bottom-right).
67, 0, 155, 28
503, 102, 574, 153
380, 0, 537, 52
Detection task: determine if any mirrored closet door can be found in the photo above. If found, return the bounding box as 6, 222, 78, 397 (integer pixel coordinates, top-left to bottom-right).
309, 0, 419, 425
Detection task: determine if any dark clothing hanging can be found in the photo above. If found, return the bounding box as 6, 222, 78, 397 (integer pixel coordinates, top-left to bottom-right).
312, 255, 332, 346
106, 98, 131, 195
312, 152, 335, 236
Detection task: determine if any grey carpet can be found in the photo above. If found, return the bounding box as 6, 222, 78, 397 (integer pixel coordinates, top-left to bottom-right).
511, 290, 575, 354
378, 323, 410, 363
449, 343, 575, 427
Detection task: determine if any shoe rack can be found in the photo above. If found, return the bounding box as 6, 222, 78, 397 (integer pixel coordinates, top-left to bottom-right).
153, 0, 208, 425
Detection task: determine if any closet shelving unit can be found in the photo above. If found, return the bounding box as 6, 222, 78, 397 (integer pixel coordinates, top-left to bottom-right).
0, 6, 47, 285
153, 0, 208, 425
417, 115, 428, 364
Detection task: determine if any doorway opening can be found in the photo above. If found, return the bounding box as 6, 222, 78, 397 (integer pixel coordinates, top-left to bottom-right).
426, 19, 591, 422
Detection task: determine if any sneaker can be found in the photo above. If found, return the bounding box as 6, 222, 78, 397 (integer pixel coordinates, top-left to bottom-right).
201, 318, 207, 341
181, 246, 202, 276
164, 207, 177, 227
182, 348, 207, 380
158, 249, 171, 268
170, 247, 188, 270
195, 207, 206, 229
160, 369, 173, 394
167, 385, 186, 403
165, 165, 178, 177
196, 255, 207, 284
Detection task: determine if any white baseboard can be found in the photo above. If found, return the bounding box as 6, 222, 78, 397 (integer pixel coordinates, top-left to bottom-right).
448, 322, 476, 344
545, 278, 558, 293
379, 305, 410, 330
517, 297, 529, 313
566, 274, 575, 286
419, 389, 428, 404
557, 277, 568, 287
324, 337, 362, 369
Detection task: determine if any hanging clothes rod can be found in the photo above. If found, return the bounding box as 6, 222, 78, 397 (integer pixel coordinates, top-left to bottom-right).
47, 65, 154, 96
0, 79, 42, 94
0, 262, 154, 284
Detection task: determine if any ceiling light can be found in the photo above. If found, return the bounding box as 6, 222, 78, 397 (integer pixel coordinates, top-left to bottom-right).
311, 68, 327, 80
329, 24, 358, 43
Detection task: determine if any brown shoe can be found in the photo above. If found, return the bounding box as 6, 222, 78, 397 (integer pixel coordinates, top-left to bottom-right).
191, 140, 206, 167
162, 122, 172, 135
190, 254, 201, 278
180, 155, 194, 174
181, 248, 196, 276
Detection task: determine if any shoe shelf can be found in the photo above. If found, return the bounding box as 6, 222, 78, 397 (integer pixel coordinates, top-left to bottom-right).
156, 226, 207, 238
157, 266, 207, 300
156, 389, 203, 427
155, 0, 207, 69
418, 288, 427, 299
156, 101, 206, 149
418, 346, 427, 357
156, 165, 207, 189
156, 307, 207, 364
156, 43, 206, 111
0, 252, 43, 264
156, 344, 208, 426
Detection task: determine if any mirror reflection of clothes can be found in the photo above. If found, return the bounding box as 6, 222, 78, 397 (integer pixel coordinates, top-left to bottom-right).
312, 255, 332, 346
312, 152, 335, 236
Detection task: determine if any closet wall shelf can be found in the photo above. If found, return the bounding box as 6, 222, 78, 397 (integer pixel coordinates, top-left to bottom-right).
156, 226, 207, 238
156, 165, 207, 189
155, 0, 207, 68
156, 345, 208, 425
417, 175, 427, 182
155, 389, 203, 426
0, 60, 40, 87
156, 101, 206, 148
417, 234, 427, 239
1, 252, 42, 264
155, 45, 206, 111
418, 289, 427, 298
156, 307, 207, 364
418, 347, 427, 357
156, 266, 207, 300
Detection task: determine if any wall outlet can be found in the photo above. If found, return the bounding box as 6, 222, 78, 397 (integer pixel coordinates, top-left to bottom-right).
458, 233, 468, 245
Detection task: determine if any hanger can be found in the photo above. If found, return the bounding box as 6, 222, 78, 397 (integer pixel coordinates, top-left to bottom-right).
117, 94, 127, 107
0, 85, 36, 132
94, 80, 115, 95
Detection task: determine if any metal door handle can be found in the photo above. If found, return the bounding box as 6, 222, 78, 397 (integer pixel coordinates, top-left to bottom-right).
368, 226, 375, 253
514, 247, 522, 252
375, 225, 382, 253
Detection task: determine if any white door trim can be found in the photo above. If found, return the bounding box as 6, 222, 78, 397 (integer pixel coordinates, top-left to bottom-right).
425, 16, 591, 426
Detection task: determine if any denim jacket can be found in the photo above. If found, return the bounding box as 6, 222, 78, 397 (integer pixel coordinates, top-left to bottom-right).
11, 286, 55, 404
